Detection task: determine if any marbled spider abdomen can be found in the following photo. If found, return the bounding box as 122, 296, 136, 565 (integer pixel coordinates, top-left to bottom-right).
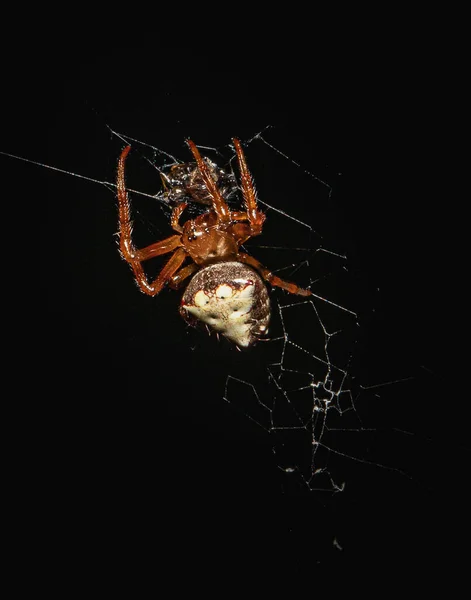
180, 262, 270, 347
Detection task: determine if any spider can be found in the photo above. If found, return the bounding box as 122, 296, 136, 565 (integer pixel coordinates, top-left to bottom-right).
117, 138, 312, 347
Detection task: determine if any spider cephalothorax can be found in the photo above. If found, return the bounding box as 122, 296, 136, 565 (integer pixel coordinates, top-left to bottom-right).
117, 138, 312, 347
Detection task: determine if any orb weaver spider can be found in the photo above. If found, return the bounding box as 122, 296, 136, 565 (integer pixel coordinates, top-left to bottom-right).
117, 138, 312, 347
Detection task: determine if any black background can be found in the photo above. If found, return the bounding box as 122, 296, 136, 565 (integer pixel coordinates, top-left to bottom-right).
3, 32, 466, 584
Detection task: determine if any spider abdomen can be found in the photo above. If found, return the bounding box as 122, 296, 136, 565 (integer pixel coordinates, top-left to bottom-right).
180, 262, 270, 348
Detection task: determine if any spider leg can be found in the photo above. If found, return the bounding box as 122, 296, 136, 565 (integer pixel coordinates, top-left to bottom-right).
129, 247, 188, 296
117, 146, 138, 257
117, 145, 187, 295
221, 211, 252, 245
232, 139, 265, 235
230, 211, 250, 221
170, 202, 188, 233
229, 222, 253, 246
168, 263, 199, 289
238, 253, 312, 297
186, 140, 231, 225
117, 145, 183, 257
132, 236, 183, 262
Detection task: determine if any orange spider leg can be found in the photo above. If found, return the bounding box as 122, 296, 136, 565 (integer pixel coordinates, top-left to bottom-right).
168, 263, 199, 289
230, 222, 253, 246
130, 247, 188, 296
117, 145, 183, 261
186, 140, 231, 225
129, 204, 187, 261
117, 145, 188, 296
117, 145, 138, 258
229, 211, 270, 246
223, 210, 251, 245
170, 202, 188, 233
230, 211, 250, 221
238, 253, 312, 297
132, 236, 182, 262
232, 138, 265, 235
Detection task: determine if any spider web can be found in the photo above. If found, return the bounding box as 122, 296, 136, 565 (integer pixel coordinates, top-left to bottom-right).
115, 128, 375, 495
2, 68, 465, 571
2, 110, 437, 482
4, 115, 426, 489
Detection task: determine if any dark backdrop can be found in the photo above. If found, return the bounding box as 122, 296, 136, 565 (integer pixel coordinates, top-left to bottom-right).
3, 40, 464, 582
